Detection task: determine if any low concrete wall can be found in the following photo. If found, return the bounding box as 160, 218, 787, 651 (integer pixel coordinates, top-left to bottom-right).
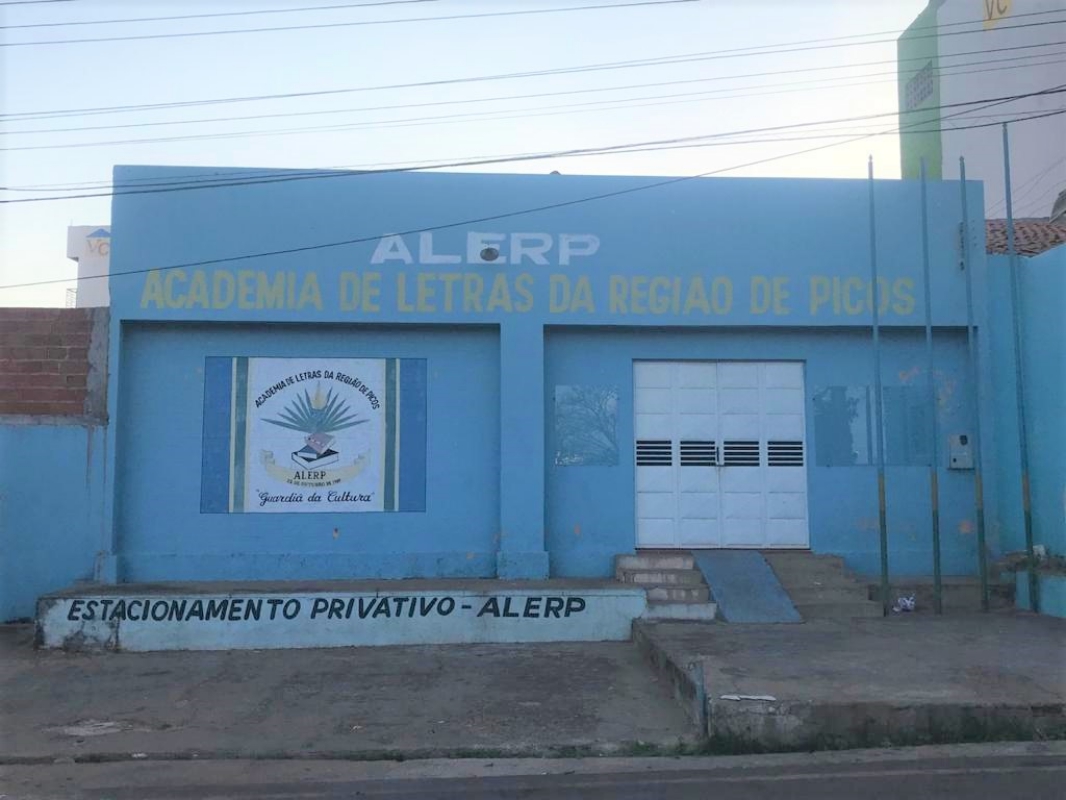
37, 584, 647, 651
0, 425, 106, 622
1016, 572, 1066, 619
0, 308, 108, 621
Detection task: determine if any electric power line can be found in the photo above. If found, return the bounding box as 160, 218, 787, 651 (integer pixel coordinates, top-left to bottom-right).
5, 56, 1063, 154
7, 46, 1062, 138
1, 86, 1061, 209
6, 27, 1063, 125
3, 90, 1060, 295
7, 107, 1054, 196
0, 0, 699, 46
988, 153, 1066, 213
1003, 172, 1066, 216
16, 46, 1057, 196
4, 87, 1062, 204
0, 0, 436, 29
5, 105, 1060, 293
1016, 180, 1066, 215
6, 0, 1062, 35
4, 3, 1064, 49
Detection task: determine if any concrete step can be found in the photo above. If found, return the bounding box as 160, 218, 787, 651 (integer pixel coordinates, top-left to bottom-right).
642, 602, 718, 621
765, 559, 849, 579
775, 575, 863, 593
647, 585, 710, 604
616, 568, 705, 586
786, 586, 871, 605
765, 555, 863, 592
763, 551, 846, 569
794, 601, 884, 619
616, 552, 695, 572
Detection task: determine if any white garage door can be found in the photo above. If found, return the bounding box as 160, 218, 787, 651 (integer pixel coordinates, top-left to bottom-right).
634, 361, 809, 549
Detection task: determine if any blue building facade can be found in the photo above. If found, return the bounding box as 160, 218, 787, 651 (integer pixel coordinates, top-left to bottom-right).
81, 165, 997, 585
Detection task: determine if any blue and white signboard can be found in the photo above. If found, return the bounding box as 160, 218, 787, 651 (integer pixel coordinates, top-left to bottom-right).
201, 357, 427, 513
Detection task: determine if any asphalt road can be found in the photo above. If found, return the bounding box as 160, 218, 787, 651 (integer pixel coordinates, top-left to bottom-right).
2, 746, 1064, 799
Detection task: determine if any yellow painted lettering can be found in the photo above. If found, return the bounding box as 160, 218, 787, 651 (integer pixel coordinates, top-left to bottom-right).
416, 272, 437, 312
649, 277, 671, 314
363, 272, 381, 312
809, 277, 831, 315
711, 278, 732, 314
186, 270, 209, 308
439, 273, 461, 312
750, 276, 771, 314
630, 276, 648, 315
297, 272, 322, 310
140, 271, 165, 309
463, 273, 484, 312
549, 275, 570, 313
486, 273, 513, 313
212, 271, 235, 308
772, 277, 790, 315
237, 270, 256, 310
253, 271, 284, 310
892, 278, 915, 315
397, 274, 415, 312
514, 273, 534, 312
683, 277, 709, 314
164, 269, 187, 309
609, 276, 628, 314
843, 277, 865, 315
571, 276, 595, 313
865, 277, 892, 314
339, 272, 360, 311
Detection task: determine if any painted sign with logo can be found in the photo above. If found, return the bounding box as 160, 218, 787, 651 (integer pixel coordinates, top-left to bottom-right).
86, 227, 111, 257
201, 357, 427, 513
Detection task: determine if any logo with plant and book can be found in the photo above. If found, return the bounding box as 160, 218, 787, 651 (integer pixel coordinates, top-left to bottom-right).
263, 382, 367, 473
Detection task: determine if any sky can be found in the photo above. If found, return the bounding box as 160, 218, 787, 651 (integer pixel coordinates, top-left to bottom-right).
0, 0, 933, 307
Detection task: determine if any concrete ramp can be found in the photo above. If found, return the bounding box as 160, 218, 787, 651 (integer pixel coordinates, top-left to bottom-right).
693, 551, 801, 623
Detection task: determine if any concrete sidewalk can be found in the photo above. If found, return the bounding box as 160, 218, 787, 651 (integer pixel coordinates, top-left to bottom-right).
4, 612, 1065, 764
0, 626, 696, 763
635, 611, 1066, 751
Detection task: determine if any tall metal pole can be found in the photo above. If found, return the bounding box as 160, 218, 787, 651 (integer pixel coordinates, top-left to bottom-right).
869, 158, 891, 616
959, 157, 990, 612
1002, 124, 1039, 613
919, 159, 943, 614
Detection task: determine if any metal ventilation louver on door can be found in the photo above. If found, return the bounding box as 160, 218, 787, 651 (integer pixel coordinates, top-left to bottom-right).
636, 440, 672, 466
768, 440, 804, 467
680, 440, 717, 466
722, 440, 760, 466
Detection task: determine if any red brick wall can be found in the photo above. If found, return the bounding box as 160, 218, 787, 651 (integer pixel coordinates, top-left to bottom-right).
0, 308, 105, 418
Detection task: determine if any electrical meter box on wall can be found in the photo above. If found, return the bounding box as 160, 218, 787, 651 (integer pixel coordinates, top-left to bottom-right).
948, 434, 974, 469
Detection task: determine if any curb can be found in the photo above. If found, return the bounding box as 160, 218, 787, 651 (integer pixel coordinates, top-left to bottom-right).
632, 620, 1066, 753
0, 739, 707, 767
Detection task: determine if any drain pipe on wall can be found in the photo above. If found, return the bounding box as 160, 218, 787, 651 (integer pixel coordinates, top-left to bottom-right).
1002, 124, 1039, 613
919, 159, 943, 615
959, 157, 991, 612
868, 157, 891, 617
